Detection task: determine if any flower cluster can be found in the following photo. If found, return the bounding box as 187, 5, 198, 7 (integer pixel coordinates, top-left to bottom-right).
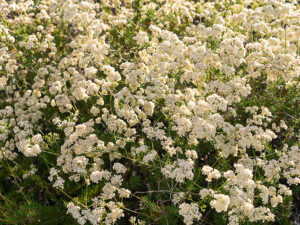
0, 0, 299, 224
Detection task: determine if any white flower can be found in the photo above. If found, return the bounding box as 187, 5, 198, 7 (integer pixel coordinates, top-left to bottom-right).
90, 170, 111, 183
142, 150, 157, 163
118, 188, 131, 198
143, 101, 155, 116
133, 31, 149, 45
0, 76, 7, 87
113, 162, 126, 174
179, 203, 202, 225
172, 192, 185, 205
210, 194, 230, 213
72, 87, 88, 101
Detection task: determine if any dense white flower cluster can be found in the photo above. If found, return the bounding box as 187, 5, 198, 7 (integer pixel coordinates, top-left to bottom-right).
0, 0, 299, 224
210, 194, 230, 213
202, 165, 221, 182
67, 201, 125, 225
179, 203, 202, 225
161, 159, 194, 183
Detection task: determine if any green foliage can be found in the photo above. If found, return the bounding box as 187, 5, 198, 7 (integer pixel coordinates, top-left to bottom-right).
0, 165, 76, 225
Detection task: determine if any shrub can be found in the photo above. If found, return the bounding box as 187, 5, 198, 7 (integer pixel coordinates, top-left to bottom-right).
0, 0, 299, 224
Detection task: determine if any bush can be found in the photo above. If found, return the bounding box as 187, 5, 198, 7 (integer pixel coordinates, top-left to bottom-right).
0, 0, 299, 224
